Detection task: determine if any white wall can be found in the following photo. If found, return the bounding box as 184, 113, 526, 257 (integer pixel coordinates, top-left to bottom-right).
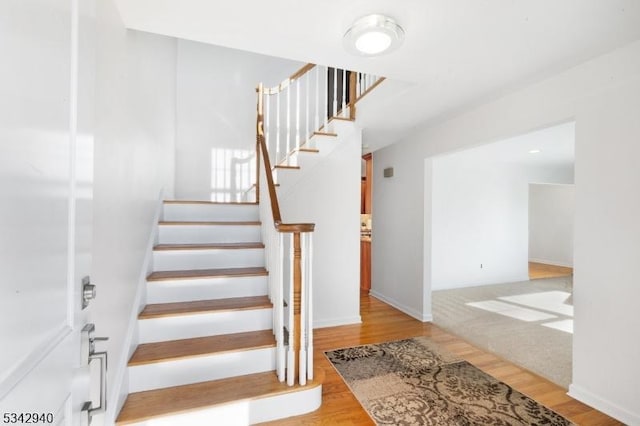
529, 184, 575, 267
175, 41, 302, 200
278, 126, 362, 328
431, 157, 572, 291
91, 0, 177, 422
373, 40, 640, 423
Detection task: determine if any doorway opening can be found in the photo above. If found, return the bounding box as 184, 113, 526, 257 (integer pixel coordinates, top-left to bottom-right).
360, 153, 372, 296
430, 121, 575, 388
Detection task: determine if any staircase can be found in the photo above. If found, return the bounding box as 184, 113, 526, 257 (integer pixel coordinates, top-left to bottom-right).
114, 62, 383, 425
115, 201, 323, 425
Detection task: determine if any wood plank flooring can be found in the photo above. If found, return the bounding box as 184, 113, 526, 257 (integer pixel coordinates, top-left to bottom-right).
529, 261, 573, 279
261, 292, 621, 425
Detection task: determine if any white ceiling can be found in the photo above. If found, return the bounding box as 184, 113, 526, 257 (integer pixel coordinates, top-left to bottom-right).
433, 121, 575, 169
115, 0, 640, 152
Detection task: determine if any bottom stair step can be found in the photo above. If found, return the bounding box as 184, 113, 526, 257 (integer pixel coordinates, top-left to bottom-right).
116, 369, 324, 425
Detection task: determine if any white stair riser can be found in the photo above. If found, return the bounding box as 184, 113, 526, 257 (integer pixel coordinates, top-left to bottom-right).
153, 248, 264, 271
129, 347, 275, 393
163, 204, 259, 222
147, 276, 268, 304
158, 225, 261, 244
125, 383, 322, 426
138, 309, 273, 344
274, 134, 337, 188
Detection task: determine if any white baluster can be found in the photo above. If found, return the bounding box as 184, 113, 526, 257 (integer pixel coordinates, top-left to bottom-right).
286, 81, 291, 166
341, 69, 346, 116
286, 233, 295, 386
277, 232, 285, 382
314, 66, 319, 131
299, 232, 307, 386
295, 77, 300, 160
332, 68, 337, 117
265, 93, 270, 155
305, 72, 309, 147
324, 66, 329, 129
307, 232, 313, 380
276, 91, 281, 171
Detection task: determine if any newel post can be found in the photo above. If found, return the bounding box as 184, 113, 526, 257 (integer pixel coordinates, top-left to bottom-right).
292, 231, 302, 382
349, 71, 357, 120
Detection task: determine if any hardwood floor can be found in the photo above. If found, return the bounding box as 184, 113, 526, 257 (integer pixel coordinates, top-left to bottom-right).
261, 292, 621, 425
529, 261, 573, 279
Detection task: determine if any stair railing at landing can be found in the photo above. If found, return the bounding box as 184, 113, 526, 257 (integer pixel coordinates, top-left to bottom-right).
260, 64, 384, 178
255, 63, 383, 387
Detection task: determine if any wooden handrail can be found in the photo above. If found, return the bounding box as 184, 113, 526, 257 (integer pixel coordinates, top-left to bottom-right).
256, 83, 315, 234
265, 63, 317, 95
256, 83, 282, 225
290, 63, 316, 81
353, 76, 385, 105
255, 63, 384, 388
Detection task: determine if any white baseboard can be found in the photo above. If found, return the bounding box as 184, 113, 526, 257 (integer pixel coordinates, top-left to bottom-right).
529, 258, 573, 268
105, 190, 164, 425
314, 315, 362, 329
568, 383, 639, 425
369, 290, 433, 322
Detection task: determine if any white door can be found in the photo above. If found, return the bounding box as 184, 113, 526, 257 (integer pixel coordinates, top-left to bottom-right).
0, 0, 96, 424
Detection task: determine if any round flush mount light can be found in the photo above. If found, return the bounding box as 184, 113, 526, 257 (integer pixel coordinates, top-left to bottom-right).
529, 149, 542, 154
344, 14, 405, 56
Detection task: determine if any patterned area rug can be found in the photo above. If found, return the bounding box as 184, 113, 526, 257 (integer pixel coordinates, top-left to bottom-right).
325, 337, 573, 425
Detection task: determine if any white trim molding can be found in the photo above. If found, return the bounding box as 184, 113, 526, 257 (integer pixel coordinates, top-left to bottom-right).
314, 316, 362, 329
528, 258, 573, 268
369, 290, 433, 322
569, 384, 639, 426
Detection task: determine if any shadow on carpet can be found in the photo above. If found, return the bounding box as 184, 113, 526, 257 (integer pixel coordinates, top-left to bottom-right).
325, 337, 573, 425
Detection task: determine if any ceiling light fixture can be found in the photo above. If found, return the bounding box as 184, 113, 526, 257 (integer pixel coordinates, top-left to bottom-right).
529, 149, 541, 154
344, 14, 405, 56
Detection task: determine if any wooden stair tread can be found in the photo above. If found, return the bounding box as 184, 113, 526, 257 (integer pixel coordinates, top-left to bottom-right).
153, 242, 264, 251
313, 131, 338, 137
139, 296, 272, 319
163, 200, 257, 205
297, 148, 320, 153
129, 330, 275, 366
273, 164, 301, 170
159, 220, 261, 225
330, 116, 354, 122
147, 266, 268, 281
116, 369, 324, 425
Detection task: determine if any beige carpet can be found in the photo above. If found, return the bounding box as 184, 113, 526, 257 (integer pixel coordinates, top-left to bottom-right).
326, 337, 573, 426
432, 277, 573, 388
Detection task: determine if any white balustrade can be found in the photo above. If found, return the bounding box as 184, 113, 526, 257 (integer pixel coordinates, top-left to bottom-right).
257, 64, 382, 387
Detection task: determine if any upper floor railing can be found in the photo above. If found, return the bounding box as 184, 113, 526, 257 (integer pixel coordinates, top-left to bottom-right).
261, 64, 383, 176
255, 63, 383, 386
